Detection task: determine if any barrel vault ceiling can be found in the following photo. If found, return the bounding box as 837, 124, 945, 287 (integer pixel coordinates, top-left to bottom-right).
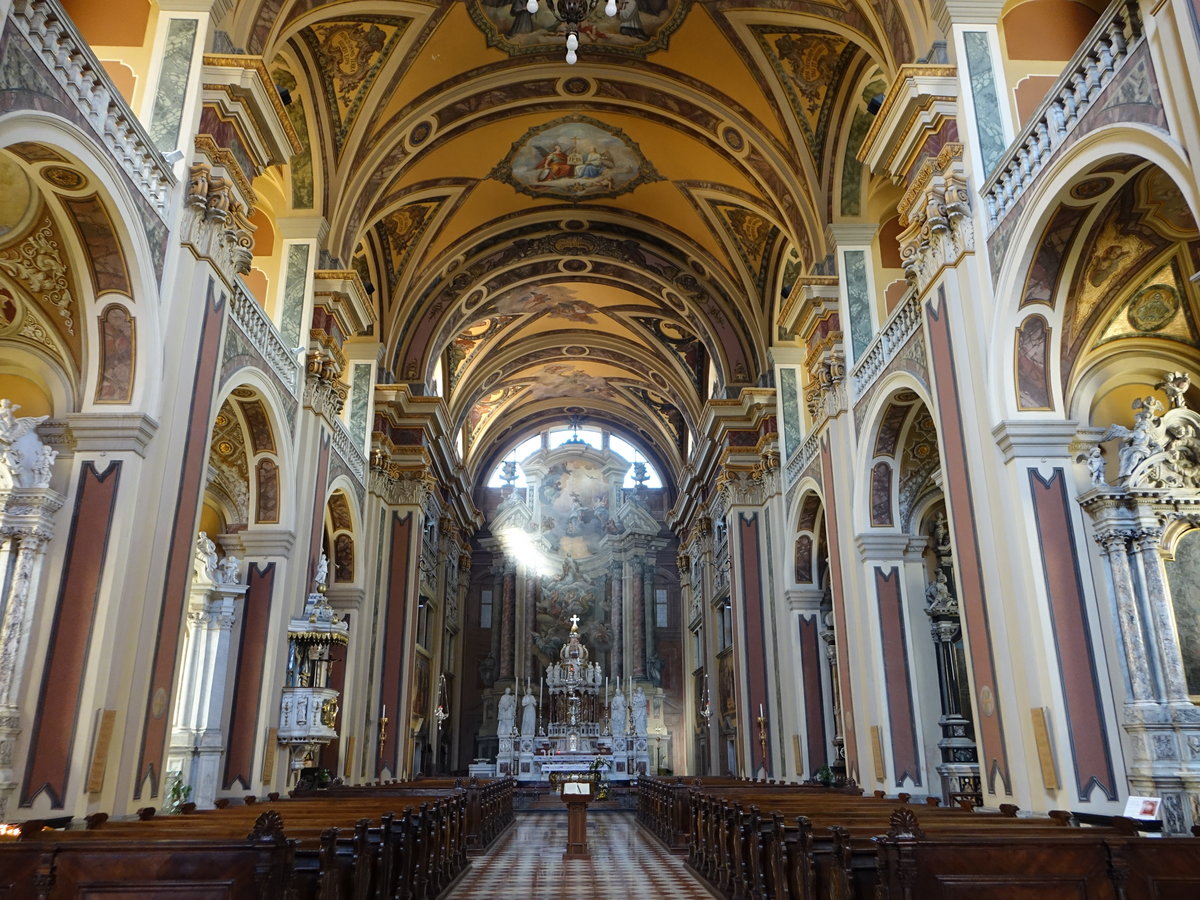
221, 0, 932, 488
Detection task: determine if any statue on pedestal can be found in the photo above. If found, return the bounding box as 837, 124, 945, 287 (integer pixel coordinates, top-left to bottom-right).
521, 687, 537, 736
497, 687, 516, 737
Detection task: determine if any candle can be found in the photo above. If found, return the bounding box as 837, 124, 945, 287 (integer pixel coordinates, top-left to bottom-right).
382, 704, 386, 719
759, 703, 764, 718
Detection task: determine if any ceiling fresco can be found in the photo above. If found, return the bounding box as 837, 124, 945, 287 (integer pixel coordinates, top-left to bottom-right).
223, 0, 934, 489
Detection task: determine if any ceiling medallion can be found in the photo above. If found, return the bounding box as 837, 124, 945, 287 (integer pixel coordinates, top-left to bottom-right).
489, 114, 663, 202
561, 258, 589, 272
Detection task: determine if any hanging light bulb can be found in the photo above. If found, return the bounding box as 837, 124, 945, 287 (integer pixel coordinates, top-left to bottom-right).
605, 0, 617, 15
566, 32, 579, 51
566, 46, 577, 64
527, 0, 538, 13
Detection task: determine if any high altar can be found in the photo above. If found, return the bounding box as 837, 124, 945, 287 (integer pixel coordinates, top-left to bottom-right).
495, 617, 650, 782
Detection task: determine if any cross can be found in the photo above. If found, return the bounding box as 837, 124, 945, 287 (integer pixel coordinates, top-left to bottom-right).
569, 615, 580, 629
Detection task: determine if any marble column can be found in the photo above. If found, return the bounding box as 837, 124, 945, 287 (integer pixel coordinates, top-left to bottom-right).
632, 556, 646, 679
1134, 528, 1191, 704
610, 559, 623, 679
523, 566, 536, 682
499, 562, 516, 679
1095, 529, 1154, 704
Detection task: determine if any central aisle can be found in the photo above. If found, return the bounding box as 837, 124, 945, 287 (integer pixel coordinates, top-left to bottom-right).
444, 811, 717, 899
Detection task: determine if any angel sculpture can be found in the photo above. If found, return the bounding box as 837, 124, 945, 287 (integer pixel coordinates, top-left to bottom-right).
1076, 445, 1107, 487
1100, 395, 1164, 480
1155, 371, 1190, 410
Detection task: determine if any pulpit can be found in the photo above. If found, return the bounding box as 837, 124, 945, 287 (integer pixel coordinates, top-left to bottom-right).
559, 778, 593, 859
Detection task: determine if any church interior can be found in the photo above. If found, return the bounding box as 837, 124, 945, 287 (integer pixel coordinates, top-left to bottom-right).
4, 0, 1200, 877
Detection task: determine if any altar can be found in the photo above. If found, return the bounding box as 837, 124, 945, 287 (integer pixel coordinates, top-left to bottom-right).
494, 617, 650, 782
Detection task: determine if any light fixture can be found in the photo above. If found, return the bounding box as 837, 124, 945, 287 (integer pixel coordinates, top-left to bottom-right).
525, 0, 618, 64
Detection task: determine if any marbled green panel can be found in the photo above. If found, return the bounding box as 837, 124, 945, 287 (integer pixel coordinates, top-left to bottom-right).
844, 249, 872, 362
351, 363, 372, 445
963, 31, 1006, 175
780, 367, 802, 460
149, 19, 198, 152
281, 244, 310, 349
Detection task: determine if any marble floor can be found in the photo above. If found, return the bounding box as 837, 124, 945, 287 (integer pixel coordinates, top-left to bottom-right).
444, 812, 717, 899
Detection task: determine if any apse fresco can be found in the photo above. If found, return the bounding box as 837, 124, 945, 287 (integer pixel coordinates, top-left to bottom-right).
469, 0, 688, 57
490, 116, 662, 201
538, 459, 619, 558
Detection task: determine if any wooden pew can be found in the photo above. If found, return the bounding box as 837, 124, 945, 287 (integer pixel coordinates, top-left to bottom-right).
19, 793, 468, 900
1, 810, 294, 899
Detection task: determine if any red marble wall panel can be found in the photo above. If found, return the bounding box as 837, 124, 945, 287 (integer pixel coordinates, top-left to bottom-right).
223, 562, 275, 791
21, 461, 121, 808
737, 514, 768, 772
875, 566, 920, 786
798, 614, 828, 779
378, 512, 412, 777
1028, 469, 1116, 800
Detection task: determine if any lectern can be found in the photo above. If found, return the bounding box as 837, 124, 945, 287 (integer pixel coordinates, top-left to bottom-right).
559, 779, 593, 859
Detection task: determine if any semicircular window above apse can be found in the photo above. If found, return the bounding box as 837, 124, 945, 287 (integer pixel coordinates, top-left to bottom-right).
487, 426, 662, 489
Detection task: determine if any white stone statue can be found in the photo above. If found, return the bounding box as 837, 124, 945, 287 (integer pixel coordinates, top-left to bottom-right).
497, 687, 516, 737
610, 689, 627, 736
520, 687, 537, 737
1103, 395, 1164, 479
193, 532, 218, 584
0, 398, 53, 490
631, 686, 648, 736
1085, 445, 1106, 486
314, 551, 329, 588
214, 554, 243, 585
1156, 371, 1190, 409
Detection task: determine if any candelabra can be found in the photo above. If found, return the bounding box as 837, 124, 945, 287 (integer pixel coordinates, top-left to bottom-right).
378, 707, 389, 758
524, 0, 619, 64
434, 674, 449, 727
757, 704, 768, 776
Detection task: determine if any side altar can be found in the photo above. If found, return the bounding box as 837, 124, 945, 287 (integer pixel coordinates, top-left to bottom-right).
494, 617, 650, 782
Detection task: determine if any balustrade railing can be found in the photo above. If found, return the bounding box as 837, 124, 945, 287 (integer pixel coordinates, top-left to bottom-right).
981, 0, 1143, 231
11, 0, 175, 217
330, 415, 367, 485
850, 288, 923, 400
229, 282, 301, 398
786, 428, 824, 487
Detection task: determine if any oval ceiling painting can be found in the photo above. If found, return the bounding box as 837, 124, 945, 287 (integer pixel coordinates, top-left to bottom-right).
490, 115, 663, 202
468, 0, 690, 58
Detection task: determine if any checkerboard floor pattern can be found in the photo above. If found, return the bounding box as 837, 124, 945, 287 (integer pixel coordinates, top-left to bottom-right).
444, 811, 717, 899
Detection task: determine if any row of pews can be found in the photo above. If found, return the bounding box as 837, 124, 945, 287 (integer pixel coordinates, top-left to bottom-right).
638, 776, 1200, 899
0, 776, 514, 899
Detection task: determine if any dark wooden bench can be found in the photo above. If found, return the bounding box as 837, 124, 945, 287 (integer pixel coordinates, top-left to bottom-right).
2, 810, 294, 899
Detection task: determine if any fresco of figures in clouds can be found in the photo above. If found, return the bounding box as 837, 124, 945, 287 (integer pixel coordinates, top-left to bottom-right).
491, 117, 662, 201
495, 285, 600, 322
